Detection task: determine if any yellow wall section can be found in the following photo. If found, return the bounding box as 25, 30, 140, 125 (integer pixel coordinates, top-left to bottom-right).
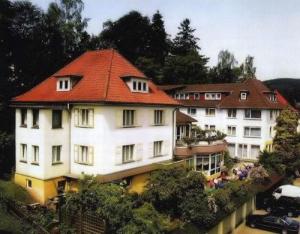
128, 173, 150, 194
14, 173, 65, 204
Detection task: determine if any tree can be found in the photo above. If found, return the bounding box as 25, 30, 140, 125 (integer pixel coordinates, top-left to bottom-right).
258, 150, 285, 174
100, 11, 152, 63
240, 55, 256, 81
273, 108, 300, 174
210, 50, 241, 83
143, 167, 205, 217
162, 51, 209, 84
172, 18, 199, 55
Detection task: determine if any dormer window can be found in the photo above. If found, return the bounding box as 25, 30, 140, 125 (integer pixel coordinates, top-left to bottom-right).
240, 92, 247, 100
269, 94, 277, 102
205, 93, 221, 100
57, 78, 71, 91
131, 78, 148, 93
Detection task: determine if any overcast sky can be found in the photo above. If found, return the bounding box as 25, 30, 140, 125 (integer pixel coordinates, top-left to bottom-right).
29, 0, 300, 80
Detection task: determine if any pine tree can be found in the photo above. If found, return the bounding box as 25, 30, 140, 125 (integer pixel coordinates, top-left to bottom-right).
172, 18, 199, 55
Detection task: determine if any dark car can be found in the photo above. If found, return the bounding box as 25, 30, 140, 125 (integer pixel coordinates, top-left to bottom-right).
246, 214, 300, 234
263, 196, 300, 217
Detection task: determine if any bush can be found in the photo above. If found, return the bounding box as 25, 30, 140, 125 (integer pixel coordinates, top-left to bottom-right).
249, 165, 270, 184
259, 150, 285, 174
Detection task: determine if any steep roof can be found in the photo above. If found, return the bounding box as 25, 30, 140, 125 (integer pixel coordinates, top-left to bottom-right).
12, 49, 179, 106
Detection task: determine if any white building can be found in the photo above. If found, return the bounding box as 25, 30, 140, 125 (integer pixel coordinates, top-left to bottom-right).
160, 79, 289, 161
12, 49, 179, 203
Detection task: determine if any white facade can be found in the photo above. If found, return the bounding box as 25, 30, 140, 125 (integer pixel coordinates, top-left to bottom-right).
15, 105, 175, 179
180, 107, 279, 160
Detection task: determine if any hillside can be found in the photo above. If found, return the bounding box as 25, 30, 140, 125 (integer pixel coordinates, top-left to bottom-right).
264, 78, 300, 108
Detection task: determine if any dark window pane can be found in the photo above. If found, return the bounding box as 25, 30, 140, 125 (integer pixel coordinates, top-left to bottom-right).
52, 110, 62, 128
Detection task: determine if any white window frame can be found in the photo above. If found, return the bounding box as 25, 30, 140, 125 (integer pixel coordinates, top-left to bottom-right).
238, 144, 248, 158
244, 126, 261, 138
57, 78, 71, 91
20, 144, 27, 162
20, 109, 27, 127
122, 145, 134, 163
205, 108, 216, 116
52, 145, 62, 164
227, 109, 237, 118
227, 126, 236, 136
31, 145, 39, 165
240, 92, 247, 100
244, 109, 261, 119
205, 93, 221, 100
131, 79, 148, 93
74, 108, 94, 128
154, 110, 164, 125
123, 110, 135, 127
187, 107, 197, 116
74, 145, 94, 165
153, 141, 163, 157
250, 145, 260, 158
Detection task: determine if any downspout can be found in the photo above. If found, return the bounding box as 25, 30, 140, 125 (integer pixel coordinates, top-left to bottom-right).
67, 103, 71, 178
172, 107, 178, 161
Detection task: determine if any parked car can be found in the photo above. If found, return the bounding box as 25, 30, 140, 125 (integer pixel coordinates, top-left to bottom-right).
246, 214, 300, 234
263, 196, 300, 217
273, 185, 300, 200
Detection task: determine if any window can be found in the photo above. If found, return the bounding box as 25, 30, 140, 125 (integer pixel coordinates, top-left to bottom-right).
210, 153, 221, 175
153, 141, 163, 157
238, 144, 248, 158
205, 125, 215, 130
196, 156, 209, 174
244, 109, 261, 119
123, 110, 135, 127
57, 78, 71, 91
52, 110, 62, 128
52, 146, 62, 164
20, 144, 27, 162
205, 93, 221, 100
227, 109, 237, 118
227, 126, 236, 136
132, 79, 148, 92
205, 108, 215, 116
31, 146, 39, 164
74, 109, 94, 127
154, 110, 163, 125
187, 107, 197, 115
21, 109, 27, 127
269, 94, 277, 102
240, 92, 247, 100
74, 145, 94, 165
32, 109, 39, 128
250, 145, 260, 158
122, 145, 134, 163
26, 179, 32, 188
244, 127, 261, 138
228, 143, 236, 157
194, 93, 200, 100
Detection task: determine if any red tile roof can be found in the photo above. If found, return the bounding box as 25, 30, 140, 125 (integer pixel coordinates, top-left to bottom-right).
12, 49, 179, 106
159, 79, 289, 109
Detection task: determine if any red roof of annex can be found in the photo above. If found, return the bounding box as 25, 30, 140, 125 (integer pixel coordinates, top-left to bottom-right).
12, 49, 179, 106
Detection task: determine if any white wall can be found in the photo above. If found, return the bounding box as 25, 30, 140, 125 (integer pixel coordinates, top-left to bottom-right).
70, 105, 175, 175
180, 107, 278, 160
15, 108, 70, 180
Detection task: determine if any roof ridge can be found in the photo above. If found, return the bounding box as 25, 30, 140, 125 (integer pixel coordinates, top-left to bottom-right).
104, 49, 115, 100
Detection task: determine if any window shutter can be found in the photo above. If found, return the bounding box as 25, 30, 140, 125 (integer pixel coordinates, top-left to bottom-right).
74, 145, 79, 163
163, 110, 168, 125
134, 110, 139, 126
135, 143, 143, 161
149, 109, 154, 125
115, 110, 123, 128
74, 109, 79, 126
163, 140, 170, 156
88, 109, 94, 127
88, 146, 94, 165
148, 142, 154, 158
115, 146, 123, 165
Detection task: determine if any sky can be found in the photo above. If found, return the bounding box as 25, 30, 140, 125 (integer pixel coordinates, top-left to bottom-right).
29, 0, 300, 80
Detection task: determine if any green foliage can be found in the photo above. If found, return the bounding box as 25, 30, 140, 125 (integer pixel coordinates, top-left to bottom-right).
119, 203, 171, 234
143, 167, 205, 217
223, 151, 235, 170
0, 132, 14, 177
273, 108, 300, 174
0, 180, 31, 204
240, 55, 256, 80
259, 150, 285, 174
249, 165, 270, 184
